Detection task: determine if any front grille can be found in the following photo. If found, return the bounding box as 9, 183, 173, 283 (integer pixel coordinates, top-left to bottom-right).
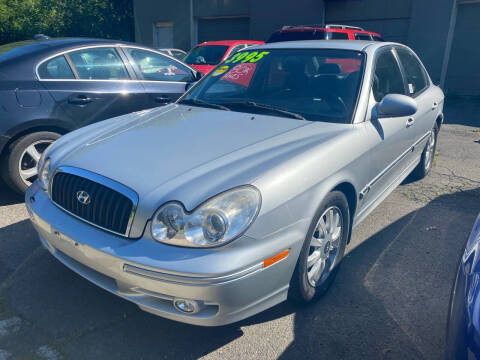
51, 171, 134, 236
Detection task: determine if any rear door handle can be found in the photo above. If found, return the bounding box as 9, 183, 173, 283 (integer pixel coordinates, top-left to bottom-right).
155, 95, 173, 104
406, 117, 415, 128
432, 102, 438, 110
68, 94, 92, 105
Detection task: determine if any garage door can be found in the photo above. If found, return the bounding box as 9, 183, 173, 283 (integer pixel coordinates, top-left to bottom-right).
197, 17, 250, 43
446, 3, 480, 96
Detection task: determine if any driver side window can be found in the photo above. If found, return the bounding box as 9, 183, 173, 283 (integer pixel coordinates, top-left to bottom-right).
126, 48, 194, 82
373, 50, 405, 102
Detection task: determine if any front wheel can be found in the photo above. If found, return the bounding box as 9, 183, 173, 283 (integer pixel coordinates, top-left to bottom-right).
289, 191, 350, 303
1, 131, 60, 194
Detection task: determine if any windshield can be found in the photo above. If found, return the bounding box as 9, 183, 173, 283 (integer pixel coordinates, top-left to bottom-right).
184, 45, 229, 65
181, 49, 365, 123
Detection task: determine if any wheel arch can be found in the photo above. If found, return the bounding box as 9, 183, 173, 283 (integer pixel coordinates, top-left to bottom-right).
436, 113, 444, 130
0, 119, 73, 155
332, 181, 357, 243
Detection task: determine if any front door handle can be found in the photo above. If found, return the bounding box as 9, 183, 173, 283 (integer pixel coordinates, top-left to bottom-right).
432, 102, 438, 110
406, 117, 415, 128
68, 94, 92, 105
155, 95, 173, 104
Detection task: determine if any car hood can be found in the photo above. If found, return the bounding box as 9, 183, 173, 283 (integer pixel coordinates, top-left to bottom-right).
190, 64, 216, 74
50, 104, 349, 237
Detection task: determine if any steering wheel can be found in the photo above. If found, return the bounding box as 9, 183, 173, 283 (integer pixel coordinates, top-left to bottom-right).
195, 56, 206, 64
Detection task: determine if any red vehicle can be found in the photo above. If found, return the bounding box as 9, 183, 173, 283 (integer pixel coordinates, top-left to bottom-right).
267, 24, 383, 43
183, 40, 264, 74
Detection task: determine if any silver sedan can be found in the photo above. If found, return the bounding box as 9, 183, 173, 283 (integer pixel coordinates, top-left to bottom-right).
26, 40, 444, 326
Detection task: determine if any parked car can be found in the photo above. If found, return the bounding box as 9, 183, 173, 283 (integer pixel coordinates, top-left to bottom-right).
183, 40, 264, 74
0, 37, 201, 194
446, 213, 480, 359
267, 24, 383, 43
26, 40, 444, 326
158, 48, 187, 60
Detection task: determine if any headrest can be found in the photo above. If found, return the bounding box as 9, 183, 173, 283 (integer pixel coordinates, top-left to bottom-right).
318, 63, 341, 75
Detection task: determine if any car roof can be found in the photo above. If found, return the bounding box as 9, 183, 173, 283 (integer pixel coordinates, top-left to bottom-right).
0, 37, 152, 80
197, 40, 264, 46
159, 48, 186, 51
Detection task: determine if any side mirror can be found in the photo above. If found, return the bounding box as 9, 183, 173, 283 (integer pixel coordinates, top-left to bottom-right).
194, 71, 203, 82
185, 71, 203, 91
377, 94, 417, 118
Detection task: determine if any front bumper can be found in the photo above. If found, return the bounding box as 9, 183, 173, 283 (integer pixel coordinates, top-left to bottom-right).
25, 184, 301, 326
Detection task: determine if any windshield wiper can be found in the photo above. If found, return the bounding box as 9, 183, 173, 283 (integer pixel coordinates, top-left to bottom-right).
178, 98, 231, 111
227, 101, 306, 120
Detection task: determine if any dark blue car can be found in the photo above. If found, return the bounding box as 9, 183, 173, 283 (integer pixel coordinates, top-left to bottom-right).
447, 213, 480, 359
0, 37, 201, 193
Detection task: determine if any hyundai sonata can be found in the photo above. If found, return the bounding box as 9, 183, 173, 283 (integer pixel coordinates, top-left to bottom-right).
26, 40, 444, 326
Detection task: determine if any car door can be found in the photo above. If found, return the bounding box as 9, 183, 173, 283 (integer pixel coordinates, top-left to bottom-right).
361, 47, 412, 207
395, 47, 435, 162
121, 47, 196, 107
38, 46, 146, 129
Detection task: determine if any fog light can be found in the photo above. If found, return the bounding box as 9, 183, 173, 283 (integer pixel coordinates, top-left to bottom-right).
173, 298, 199, 314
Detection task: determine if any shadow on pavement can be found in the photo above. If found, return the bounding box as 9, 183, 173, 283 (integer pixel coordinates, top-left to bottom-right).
0, 180, 23, 206
278, 187, 479, 359
1, 188, 478, 359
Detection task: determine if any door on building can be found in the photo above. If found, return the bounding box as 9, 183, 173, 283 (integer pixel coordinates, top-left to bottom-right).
197, 17, 250, 43
446, 2, 480, 96
153, 22, 174, 49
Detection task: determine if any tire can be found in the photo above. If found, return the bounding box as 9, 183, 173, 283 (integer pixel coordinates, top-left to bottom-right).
1, 131, 60, 194
289, 191, 350, 304
411, 123, 438, 180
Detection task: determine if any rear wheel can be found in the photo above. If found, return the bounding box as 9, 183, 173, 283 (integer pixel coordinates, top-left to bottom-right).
289, 191, 350, 303
1, 131, 60, 194
411, 123, 438, 180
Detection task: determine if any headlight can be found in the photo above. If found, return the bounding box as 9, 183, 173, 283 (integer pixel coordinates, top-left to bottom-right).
37, 157, 51, 190
151, 186, 261, 247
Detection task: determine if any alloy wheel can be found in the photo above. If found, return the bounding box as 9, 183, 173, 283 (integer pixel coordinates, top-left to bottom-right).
424, 130, 436, 170
18, 140, 53, 186
306, 206, 343, 287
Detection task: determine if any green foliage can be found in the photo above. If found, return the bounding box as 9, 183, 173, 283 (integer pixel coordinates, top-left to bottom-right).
0, 0, 134, 45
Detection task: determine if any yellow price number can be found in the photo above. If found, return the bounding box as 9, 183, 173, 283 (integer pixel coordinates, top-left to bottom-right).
224, 51, 270, 64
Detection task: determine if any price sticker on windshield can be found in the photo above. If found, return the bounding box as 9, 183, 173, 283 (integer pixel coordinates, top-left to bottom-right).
224, 51, 270, 64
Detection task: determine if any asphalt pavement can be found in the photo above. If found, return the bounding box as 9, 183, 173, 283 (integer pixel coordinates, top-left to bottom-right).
0, 98, 478, 360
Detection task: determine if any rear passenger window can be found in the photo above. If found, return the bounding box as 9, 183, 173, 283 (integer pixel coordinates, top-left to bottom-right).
354, 33, 373, 41
328, 32, 349, 40
372, 36, 384, 42
396, 48, 428, 97
69, 47, 129, 80
37, 55, 75, 79
373, 50, 406, 102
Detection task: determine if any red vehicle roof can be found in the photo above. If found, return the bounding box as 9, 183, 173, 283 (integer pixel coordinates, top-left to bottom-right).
197, 40, 264, 46
277, 26, 380, 36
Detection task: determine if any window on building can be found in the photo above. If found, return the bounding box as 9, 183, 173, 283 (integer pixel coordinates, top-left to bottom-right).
354, 33, 373, 41
396, 48, 428, 97
126, 48, 194, 82
373, 49, 406, 101
69, 47, 129, 80
37, 55, 75, 79
328, 32, 349, 40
